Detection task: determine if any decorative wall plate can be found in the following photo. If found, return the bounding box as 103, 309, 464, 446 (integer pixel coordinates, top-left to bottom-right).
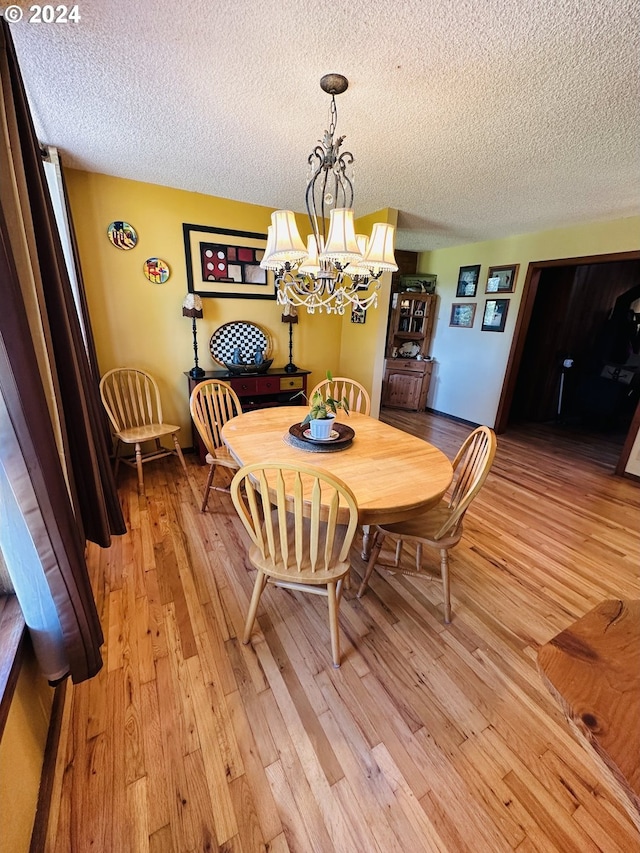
107, 221, 137, 250
143, 257, 170, 283
209, 321, 271, 366
397, 341, 420, 358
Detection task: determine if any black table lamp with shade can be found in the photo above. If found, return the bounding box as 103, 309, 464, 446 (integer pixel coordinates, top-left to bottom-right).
281, 303, 298, 373
182, 293, 205, 378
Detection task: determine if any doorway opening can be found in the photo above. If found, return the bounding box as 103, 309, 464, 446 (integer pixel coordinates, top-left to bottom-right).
496, 251, 640, 471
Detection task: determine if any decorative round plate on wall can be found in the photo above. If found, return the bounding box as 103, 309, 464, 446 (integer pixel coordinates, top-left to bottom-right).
143, 258, 170, 283
107, 221, 137, 250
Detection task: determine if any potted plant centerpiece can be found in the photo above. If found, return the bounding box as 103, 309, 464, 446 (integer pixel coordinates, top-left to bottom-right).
300, 373, 350, 440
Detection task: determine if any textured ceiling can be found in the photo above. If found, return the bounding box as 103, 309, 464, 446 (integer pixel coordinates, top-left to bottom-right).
8, 0, 640, 250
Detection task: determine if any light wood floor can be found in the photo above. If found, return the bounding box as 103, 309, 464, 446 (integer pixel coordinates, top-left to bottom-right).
45, 410, 640, 852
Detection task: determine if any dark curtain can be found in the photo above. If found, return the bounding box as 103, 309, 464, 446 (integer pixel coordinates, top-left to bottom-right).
0, 21, 125, 682
57, 156, 125, 532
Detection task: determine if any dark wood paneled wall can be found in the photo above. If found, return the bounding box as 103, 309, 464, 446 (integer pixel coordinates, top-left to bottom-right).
511, 260, 640, 423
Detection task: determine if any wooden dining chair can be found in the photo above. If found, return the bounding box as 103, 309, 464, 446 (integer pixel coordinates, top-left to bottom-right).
357, 426, 497, 622
190, 379, 242, 512
231, 462, 359, 668
99, 367, 188, 495
310, 376, 371, 416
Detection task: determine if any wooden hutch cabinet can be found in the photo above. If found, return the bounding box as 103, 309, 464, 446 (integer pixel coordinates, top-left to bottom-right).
382, 290, 437, 411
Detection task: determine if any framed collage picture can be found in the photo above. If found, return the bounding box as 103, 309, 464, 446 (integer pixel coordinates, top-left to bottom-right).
184, 223, 276, 299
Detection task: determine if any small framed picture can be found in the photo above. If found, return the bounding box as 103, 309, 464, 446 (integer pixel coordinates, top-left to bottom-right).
485, 264, 518, 293
351, 305, 366, 324
449, 303, 476, 328
456, 265, 481, 297
481, 299, 510, 332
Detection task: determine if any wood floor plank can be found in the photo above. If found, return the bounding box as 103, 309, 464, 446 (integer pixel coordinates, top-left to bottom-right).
540, 747, 638, 852
320, 709, 421, 853
126, 775, 150, 853
140, 678, 171, 836
164, 603, 200, 756
154, 654, 200, 850
186, 654, 239, 844
148, 824, 173, 853
183, 749, 219, 851
226, 688, 284, 843
43, 415, 640, 852
264, 759, 320, 852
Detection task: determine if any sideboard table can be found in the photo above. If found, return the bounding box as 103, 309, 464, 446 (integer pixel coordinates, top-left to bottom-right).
185, 368, 310, 463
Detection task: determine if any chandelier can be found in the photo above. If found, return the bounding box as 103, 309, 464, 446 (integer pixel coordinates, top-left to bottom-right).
260, 74, 398, 315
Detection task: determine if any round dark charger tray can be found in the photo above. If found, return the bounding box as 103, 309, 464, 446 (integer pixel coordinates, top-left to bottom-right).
288, 421, 355, 452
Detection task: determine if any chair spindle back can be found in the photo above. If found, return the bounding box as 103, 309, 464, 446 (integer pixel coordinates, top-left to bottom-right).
100, 368, 163, 433
435, 426, 496, 540
190, 380, 242, 456
232, 462, 358, 576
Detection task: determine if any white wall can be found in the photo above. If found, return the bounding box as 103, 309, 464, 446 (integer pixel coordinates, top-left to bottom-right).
624, 423, 640, 476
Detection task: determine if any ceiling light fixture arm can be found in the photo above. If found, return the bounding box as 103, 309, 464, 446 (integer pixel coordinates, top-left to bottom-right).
274, 268, 381, 315
305, 93, 355, 252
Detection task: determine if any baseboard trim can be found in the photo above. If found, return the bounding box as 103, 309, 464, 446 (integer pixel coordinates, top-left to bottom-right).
30, 678, 68, 853
425, 407, 479, 428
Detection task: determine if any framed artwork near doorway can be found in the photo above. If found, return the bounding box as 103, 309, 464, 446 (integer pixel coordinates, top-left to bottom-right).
486, 264, 518, 294
456, 265, 481, 297
449, 303, 476, 328
481, 298, 509, 332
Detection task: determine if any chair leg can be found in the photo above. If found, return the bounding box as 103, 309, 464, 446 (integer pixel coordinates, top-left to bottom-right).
135, 442, 144, 495
360, 524, 372, 560
357, 530, 384, 598
201, 462, 216, 512
440, 548, 452, 623
415, 543, 422, 572
327, 581, 341, 668
173, 435, 188, 476
394, 539, 403, 567
243, 570, 267, 644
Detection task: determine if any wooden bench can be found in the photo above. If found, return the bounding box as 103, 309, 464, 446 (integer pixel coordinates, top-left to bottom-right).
538, 599, 640, 832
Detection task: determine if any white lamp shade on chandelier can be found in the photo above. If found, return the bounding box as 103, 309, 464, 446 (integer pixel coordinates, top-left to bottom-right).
322, 208, 362, 265
260, 74, 397, 315
266, 210, 307, 264
299, 234, 321, 276
363, 222, 398, 273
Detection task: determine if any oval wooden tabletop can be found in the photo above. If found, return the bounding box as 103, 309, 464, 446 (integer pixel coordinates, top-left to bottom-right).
221, 406, 453, 525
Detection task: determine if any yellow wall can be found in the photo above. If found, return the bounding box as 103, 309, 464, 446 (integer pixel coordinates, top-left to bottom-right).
0, 645, 53, 853
416, 216, 640, 426
65, 170, 346, 440
338, 208, 398, 415
67, 167, 638, 432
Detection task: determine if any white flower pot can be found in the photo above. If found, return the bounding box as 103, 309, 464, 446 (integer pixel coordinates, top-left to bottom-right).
309, 414, 336, 439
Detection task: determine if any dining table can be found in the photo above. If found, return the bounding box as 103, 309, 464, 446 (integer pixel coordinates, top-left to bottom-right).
221, 406, 453, 558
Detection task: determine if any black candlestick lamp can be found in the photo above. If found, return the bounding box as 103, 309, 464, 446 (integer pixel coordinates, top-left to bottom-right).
182, 293, 205, 378
281, 304, 299, 373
